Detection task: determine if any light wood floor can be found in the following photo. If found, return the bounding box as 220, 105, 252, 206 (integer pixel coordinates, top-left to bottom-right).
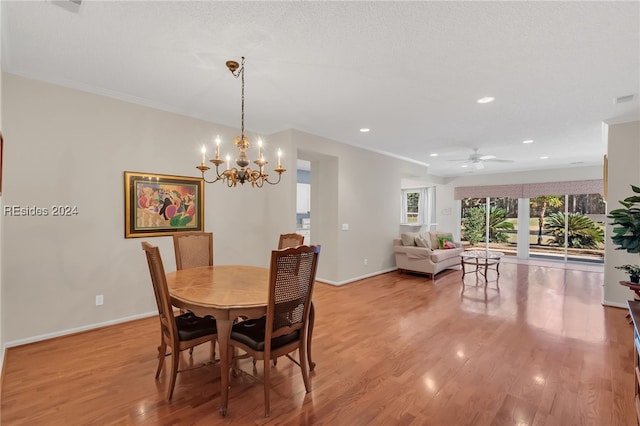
1, 262, 635, 425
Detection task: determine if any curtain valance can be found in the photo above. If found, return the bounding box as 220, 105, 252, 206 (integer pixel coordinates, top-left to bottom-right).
453, 179, 603, 200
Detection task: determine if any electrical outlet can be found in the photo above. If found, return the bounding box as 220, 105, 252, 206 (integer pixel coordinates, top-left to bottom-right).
364, 258, 368, 265
95, 295, 104, 306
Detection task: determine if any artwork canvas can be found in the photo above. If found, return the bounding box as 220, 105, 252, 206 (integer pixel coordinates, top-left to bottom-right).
124, 171, 204, 238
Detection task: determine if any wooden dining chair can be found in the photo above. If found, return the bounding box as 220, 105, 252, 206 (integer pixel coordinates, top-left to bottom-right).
141, 241, 218, 401
172, 231, 216, 356
172, 231, 213, 270
229, 244, 321, 417
275, 232, 316, 371
278, 232, 304, 249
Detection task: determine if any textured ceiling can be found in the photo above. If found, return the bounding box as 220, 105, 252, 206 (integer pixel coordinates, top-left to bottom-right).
2, 1, 638, 177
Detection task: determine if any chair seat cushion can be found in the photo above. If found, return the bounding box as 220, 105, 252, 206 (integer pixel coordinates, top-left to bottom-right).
231, 316, 300, 351
175, 312, 217, 341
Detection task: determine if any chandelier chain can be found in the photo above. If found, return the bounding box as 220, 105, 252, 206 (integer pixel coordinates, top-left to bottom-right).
240, 57, 245, 140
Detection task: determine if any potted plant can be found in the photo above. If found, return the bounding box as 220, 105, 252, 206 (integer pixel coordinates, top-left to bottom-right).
615, 265, 640, 283
608, 184, 640, 283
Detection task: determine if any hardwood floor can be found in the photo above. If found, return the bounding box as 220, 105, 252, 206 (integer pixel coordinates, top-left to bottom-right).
1, 262, 634, 425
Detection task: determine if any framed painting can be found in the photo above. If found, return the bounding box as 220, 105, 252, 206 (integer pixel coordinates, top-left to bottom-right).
124, 171, 204, 238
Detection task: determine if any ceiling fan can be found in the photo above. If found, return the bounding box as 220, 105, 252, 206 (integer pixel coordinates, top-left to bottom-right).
447, 148, 513, 170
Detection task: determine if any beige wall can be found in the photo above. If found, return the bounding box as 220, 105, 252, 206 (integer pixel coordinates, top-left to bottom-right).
290, 130, 430, 282
1, 74, 430, 344
604, 120, 640, 307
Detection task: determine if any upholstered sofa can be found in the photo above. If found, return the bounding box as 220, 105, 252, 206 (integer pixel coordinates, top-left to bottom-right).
393, 231, 464, 279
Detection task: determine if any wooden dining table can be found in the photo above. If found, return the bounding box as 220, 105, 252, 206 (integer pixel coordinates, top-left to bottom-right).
165, 264, 315, 417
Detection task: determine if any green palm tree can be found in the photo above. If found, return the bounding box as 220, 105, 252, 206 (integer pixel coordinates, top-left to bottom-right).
545, 212, 604, 249
530, 196, 564, 245
485, 206, 514, 243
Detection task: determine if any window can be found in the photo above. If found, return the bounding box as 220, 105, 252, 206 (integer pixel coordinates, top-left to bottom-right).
401, 187, 435, 227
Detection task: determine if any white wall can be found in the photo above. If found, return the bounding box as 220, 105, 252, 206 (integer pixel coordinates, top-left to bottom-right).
1, 74, 430, 344
604, 120, 640, 307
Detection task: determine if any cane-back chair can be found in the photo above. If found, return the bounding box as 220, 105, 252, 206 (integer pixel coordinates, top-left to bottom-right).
229, 244, 320, 416
141, 241, 218, 400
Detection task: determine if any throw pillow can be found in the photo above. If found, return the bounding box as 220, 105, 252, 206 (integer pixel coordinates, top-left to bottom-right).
438, 235, 455, 249
400, 232, 418, 246
443, 240, 456, 249
419, 231, 434, 249
415, 235, 429, 248
427, 232, 440, 249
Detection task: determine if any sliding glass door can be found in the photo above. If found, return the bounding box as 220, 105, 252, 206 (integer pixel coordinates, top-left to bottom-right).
455, 180, 605, 263
460, 196, 518, 255
528, 193, 605, 263
528, 195, 565, 260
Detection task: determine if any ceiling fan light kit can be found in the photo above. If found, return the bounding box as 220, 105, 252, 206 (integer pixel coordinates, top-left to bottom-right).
447, 148, 513, 171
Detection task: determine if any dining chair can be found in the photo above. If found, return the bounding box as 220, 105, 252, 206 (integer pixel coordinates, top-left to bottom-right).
275, 232, 316, 371
229, 244, 321, 417
141, 241, 218, 401
277, 232, 304, 249
173, 231, 213, 270
172, 231, 216, 356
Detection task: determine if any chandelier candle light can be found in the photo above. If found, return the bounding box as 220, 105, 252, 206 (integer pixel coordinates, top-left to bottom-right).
197, 57, 285, 187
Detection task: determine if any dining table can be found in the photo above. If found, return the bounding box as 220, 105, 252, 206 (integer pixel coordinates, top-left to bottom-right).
165, 264, 315, 417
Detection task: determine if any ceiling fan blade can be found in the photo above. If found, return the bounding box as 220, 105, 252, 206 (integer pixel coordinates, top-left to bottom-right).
484, 158, 514, 163
478, 155, 496, 160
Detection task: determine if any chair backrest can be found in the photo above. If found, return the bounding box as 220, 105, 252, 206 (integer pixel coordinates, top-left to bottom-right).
278, 233, 304, 249
142, 242, 178, 345
266, 245, 320, 342
172, 232, 213, 270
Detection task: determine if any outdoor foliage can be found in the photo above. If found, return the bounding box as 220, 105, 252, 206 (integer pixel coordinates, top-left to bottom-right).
462, 207, 485, 246
487, 206, 514, 243
545, 212, 604, 249
530, 195, 564, 245
461, 206, 514, 244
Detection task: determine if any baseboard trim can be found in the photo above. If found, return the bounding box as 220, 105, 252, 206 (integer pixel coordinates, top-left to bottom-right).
602, 299, 629, 309
317, 268, 397, 286
4, 311, 157, 348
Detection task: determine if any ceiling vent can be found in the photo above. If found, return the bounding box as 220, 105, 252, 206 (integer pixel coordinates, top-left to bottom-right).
614, 94, 635, 104
51, 0, 81, 12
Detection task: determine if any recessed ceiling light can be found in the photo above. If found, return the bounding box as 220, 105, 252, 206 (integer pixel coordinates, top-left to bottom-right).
461, 164, 469, 168
540, 156, 549, 160
359, 128, 370, 133
522, 140, 534, 144
430, 153, 438, 157
477, 97, 495, 104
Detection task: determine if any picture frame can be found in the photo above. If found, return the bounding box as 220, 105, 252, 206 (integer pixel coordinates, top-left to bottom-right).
124, 171, 204, 238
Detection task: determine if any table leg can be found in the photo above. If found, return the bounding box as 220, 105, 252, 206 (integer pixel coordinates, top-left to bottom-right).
308, 301, 316, 372
216, 318, 232, 417
461, 258, 466, 279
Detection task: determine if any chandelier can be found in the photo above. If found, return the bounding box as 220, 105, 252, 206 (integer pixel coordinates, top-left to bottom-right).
197, 57, 286, 187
